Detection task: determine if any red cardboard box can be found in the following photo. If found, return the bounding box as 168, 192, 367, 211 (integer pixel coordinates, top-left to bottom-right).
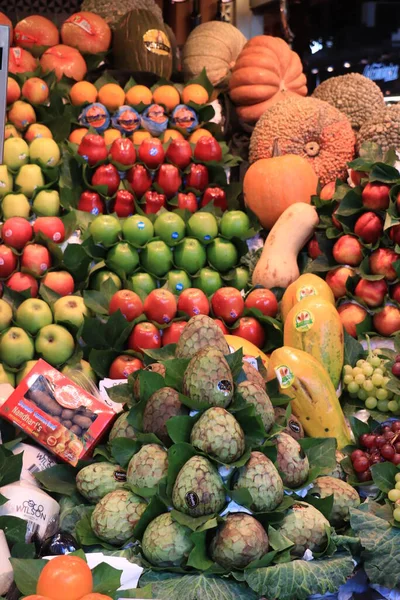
0, 359, 117, 466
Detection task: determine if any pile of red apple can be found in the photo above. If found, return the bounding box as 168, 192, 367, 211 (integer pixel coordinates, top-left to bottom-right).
76, 133, 229, 216
310, 168, 400, 338
106, 286, 278, 379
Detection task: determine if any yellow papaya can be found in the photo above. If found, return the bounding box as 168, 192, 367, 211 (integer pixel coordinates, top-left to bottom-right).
283, 297, 344, 389
225, 335, 269, 370
267, 346, 351, 449
281, 273, 335, 322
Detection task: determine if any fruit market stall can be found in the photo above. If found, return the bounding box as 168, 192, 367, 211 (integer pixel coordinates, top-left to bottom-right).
2, 5, 400, 600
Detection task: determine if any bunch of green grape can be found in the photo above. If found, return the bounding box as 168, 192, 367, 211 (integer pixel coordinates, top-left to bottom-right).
388, 473, 400, 521
342, 350, 400, 413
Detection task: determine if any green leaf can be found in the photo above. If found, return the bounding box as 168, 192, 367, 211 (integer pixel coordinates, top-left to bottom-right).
10, 558, 47, 595
0, 448, 23, 486
304, 493, 334, 520
349, 416, 370, 440
34, 464, 78, 495
144, 345, 177, 362
335, 189, 363, 216
89, 348, 119, 379
0, 493, 7, 506
167, 415, 195, 444
140, 571, 258, 600
76, 510, 116, 550
186, 530, 214, 570
343, 329, 365, 367
0, 516, 27, 545
299, 437, 337, 478
107, 383, 134, 404
163, 358, 190, 391
110, 438, 140, 468
83, 289, 110, 316
92, 563, 122, 594
225, 348, 244, 382
267, 526, 294, 552
133, 495, 166, 540
359, 141, 383, 163
369, 162, 400, 183
167, 443, 197, 498
10, 542, 36, 558
371, 461, 398, 493
245, 554, 354, 600
59, 497, 93, 536
138, 370, 166, 403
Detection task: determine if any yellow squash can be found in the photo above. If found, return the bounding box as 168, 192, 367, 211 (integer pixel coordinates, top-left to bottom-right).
281, 273, 335, 322
283, 297, 344, 389
267, 346, 351, 449
225, 335, 269, 369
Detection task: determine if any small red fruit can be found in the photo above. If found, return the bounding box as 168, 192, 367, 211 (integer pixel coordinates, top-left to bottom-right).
194, 137, 222, 162
21, 244, 52, 276
307, 236, 322, 259
166, 139, 192, 169
128, 322, 161, 352
200, 187, 227, 211
77, 191, 105, 215
143, 289, 177, 324
373, 305, 400, 336
370, 248, 399, 281
325, 266, 355, 299
337, 303, 368, 338
109, 137, 136, 166
33, 217, 65, 243
350, 169, 367, 186
245, 288, 278, 318
156, 164, 182, 198
213, 319, 229, 334
92, 164, 120, 197
2, 217, 33, 250
390, 224, 400, 245
353, 456, 370, 472
354, 278, 387, 308
42, 271, 74, 295
77, 133, 107, 166
332, 207, 342, 230
162, 321, 187, 346
362, 182, 390, 210
211, 287, 245, 324
354, 212, 383, 244
178, 192, 197, 213
177, 288, 209, 317
332, 235, 363, 266
138, 138, 165, 169
144, 191, 166, 214
320, 181, 335, 201
126, 164, 152, 199
6, 272, 38, 297
391, 282, 400, 303
186, 164, 209, 191
109, 290, 143, 321
0, 246, 18, 278
351, 449, 365, 461
233, 316, 265, 348
109, 355, 143, 379
113, 190, 135, 218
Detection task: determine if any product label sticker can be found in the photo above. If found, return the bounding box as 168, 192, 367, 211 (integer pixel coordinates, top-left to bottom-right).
296, 285, 317, 301
143, 30, 171, 56
114, 469, 127, 482
14, 32, 37, 43
66, 14, 94, 35
185, 491, 199, 508
274, 365, 294, 389
11, 47, 22, 65
294, 309, 314, 332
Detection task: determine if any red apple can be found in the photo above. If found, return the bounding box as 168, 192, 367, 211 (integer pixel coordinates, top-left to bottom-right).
362, 182, 390, 210
109, 355, 143, 379
126, 164, 152, 199
166, 139, 192, 169
138, 138, 165, 169
109, 137, 136, 166
200, 187, 227, 211
77, 190, 105, 215
2, 217, 33, 250
354, 278, 387, 308
391, 282, 400, 303
390, 225, 400, 245
40, 44, 87, 82
109, 290, 143, 321
373, 305, 400, 336
245, 288, 278, 318
144, 191, 166, 214
186, 164, 209, 191
337, 303, 368, 338
162, 321, 187, 346
21, 243, 52, 276
396, 191, 400, 215
325, 266, 355, 299
113, 190, 135, 218
6, 272, 38, 297
370, 248, 399, 281
14, 15, 59, 53
128, 322, 161, 352
178, 192, 197, 213
213, 318, 229, 334
156, 164, 182, 198
354, 212, 383, 244
320, 181, 335, 201
194, 136, 222, 162
61, 11, 111, 54
92, 164, 120, 197
77, 133, 107, 166
33, 217, 65, 243
332, 235, 363, 266
42, 271, 75, 295
307, 236, 322, 259
350, 169, 367, 186
233, 316, 265, 348
0, 246, 18, 278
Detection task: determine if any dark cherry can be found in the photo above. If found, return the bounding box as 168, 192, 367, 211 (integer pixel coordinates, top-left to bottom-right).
357, 469, 372, 482
351, 449, 365, 461
384, 431, 396, 441
375, 435, 386, 448
393, 453, 400, 465
392, 363, 400, 377
381, 444, 395, 460
392, 421, 400, 432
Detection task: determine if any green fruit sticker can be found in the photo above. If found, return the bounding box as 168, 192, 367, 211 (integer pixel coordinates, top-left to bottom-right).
274, 365, 294, 389
294, 309, 314, 332
296, 285, 317, 301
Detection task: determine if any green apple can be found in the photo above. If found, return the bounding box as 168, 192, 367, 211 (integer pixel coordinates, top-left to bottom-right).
220, 210, 250, 239
187, 212, 218, 244
3, 137, 29, 170
91, 270, 122, 292
0, 166, 13, 199
33, 189, 60, 216
166, 270, 192, 295
106, 242, 139, 275
62, 359, 98, 385
89, 215, 122, 247
230, 266, 250, 291
29, 137, 61, 168
140, 240, 173, 277
122, 215, 154, 247
194, 267, 223, 296
16, 360, 38, 385
207, 238, 238, 272
174, 238, 207, 275
2, 193, 30, 219
0, 364, 15, 386
16, 298, 53, 335
0, 299, 13, 332
0, 327, 35, 368
129, 272, 157, 296
154, 212, 186, 246
15, 164, 45, 198
35, 324, 75, 366
53, 295, 90, 329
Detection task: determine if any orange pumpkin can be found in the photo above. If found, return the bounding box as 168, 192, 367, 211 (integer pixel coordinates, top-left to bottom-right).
243, 155, 318, 230
229, 35, 307, 124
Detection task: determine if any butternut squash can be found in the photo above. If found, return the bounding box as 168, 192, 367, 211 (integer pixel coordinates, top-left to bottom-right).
252, 203, 319, 289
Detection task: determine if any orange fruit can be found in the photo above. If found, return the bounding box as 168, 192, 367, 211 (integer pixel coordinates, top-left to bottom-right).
182, 84, 209, 105
125, 85, 152, 106
7, 77, 21, 105
37, 555, 92, 600
153, 85, 180, 112
25, 123, 53, 143
69, 128, 88, 144
5, 124, 21, 139
70, 81, 98, 106
79, 595, 113, 600
189, 128, 213, 143
22, 596, 53, 600
98, 83, 125, 111
132, 130, 152, 145
103, 128, 121, 146
163, 129, 184, 142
